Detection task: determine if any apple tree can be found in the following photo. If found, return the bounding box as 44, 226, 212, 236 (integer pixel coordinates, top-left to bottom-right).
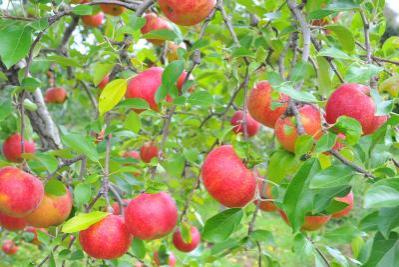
0, 0, 398, 266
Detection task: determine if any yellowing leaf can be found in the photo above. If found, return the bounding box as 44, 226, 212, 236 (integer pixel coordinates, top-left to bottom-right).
99, 79, 128, 116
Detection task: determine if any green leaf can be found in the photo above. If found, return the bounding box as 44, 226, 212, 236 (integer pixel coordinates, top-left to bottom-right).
72, 5, 93, 15
0, 23, 32, 68
295, 135, 314, 156
324, 25, 355, 52
310, 164, 354, 189
318, 47, 354, 60
268, 150, 298, 183
99, 79, 128, 116
62, 212, 109, 233
124, 112, 141, 133
345, 63, 384, 84
74, 183, 91, 207
35, 153, 58, 173
315, 132, 337, 153
62, 133, 99, 161
276, 84, 319, 103
21, 77, 41, 91
316, 56, 332, 95
290, 61, 311, 82
249, 230, 274, 243
45, 179, 67, 196
30, 18, 49, 31
188, 90, 214, 107
203, 208, 243, 242
47, 55, 80, 67
132, 238, 146, 259
118, 98, 149, 110
142, 29, 178, 42
333, 116, 362, 144
370, 89, 394, 116
162, 60, 184, 97
364, 185, 399, 209
92, 63, 114, 86
363, 232, 399, 267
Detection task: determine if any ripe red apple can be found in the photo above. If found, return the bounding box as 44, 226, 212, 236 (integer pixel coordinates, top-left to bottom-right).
154, 251, 176, 267
111, 199, 130, 215
44, 87, 67, 104
0, 212, 27, 231
82, 12, 104, 27
2, 133, 36, 162
325, 83, 388, 135
141, 13, 172, 45
25, 186, 73, 228
2, 240, 18, 255
173, 226, 201, 252
25, 226, 47, 245
99, 4, 125, 16
279, 210, 331, 231
98, 74, 110, 90
123, 150, 140, 160
0, 167, 44, 217
331, 191, 354, 219
159, 0, 216, 26
275, 105, 323, 152
247, 81, 290, 128
230, 110, 261, 137
140, 142, 159, 163
124, 192, 178, 240
79, 215, 131, 259
201, 145, 256, 208
254, 181, 277, 212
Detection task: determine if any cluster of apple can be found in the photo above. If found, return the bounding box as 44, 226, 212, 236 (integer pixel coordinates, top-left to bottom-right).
217, 81, 388, 230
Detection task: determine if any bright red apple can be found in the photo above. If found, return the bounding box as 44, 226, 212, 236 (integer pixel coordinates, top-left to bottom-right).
25, 186, 73, 228
2, 133, 36, 162
79, 215, 131, 259
247, 81, 290, 128
140, 142, 159, 163
173, 226, 201, 252
0, 212, 27, 231
98, 74, 110, 90
100, 4, 125, 16
124, 192, 178, 240
141, 13, 172, 45
275, 105, 323, 152
331, 191, 354, 219
44, 87, 67, 104
82, 12, 104, 27
159, 0, 216, 26
325, 83, 388, 135
230, 110, 261, 137
279, 210, 331, 231
154, 251, 176, 267
2, 240, 18, 255
201, 145, 256, 208
0, 167, 44, 217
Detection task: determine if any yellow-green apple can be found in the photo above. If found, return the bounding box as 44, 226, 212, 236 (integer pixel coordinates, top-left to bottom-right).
141, 13, 172, 45
0, 167, 44, 217
325, 83, 388, 135
201, 145, 256, 207
159, 0, 216, 26
124, 192, 178, 240
275, 105, 323, 152
2, 133, 36, 162
25, 186, 73, 228
79, 215, 131, 259
82, 12, 104, 27
172, 226, 201, 252
247, 81, 290, 128
44, 87, 67, 104
230, 110, 261, 137
331, 191, 354, 218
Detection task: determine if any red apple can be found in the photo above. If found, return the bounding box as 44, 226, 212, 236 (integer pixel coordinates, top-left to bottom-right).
25, 186, 73, 228
140, 142, 159, 163
331, 191, 354, 219
173, 226, 201, 252
98, 74, 110, 90
82, 12, 104, 27
275, 105, 323, 152
124, 192, 178, 240
201, 145, 256, 208
176, 70, 194, 93
0, 167, 44, 217
0, 212, 27, 231
141, 13, 172, 45
79, 215, 131, 259
44, 87, 67, 104
325, 83, 388, 135
100, 4, 125, 16
230, 110, 261, 137
123, 150, 140, 160
254, 181, 277, 212
154, 251, 176, 267
2, 240, 18, 255
2, 133, 36, 162
159, 0, 216, 26
279, 210, 331, 231
247, 81, 290, 128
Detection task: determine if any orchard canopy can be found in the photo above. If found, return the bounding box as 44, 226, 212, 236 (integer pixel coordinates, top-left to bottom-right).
0, 0, 399, 266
